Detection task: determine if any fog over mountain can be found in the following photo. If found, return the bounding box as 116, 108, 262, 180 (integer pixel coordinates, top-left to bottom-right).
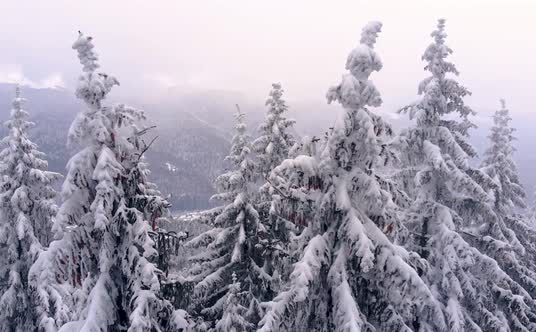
1, 82, 534, 211
5, 0, 536, 329
2, 1, 534, 212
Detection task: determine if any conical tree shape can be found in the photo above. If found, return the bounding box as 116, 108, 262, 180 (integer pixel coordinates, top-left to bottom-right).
253, 83, 296, 298
0, 86, 61, 332
478, 100, 536, 306
214, 272, 251, 332
259, 22, 445, 332
396, 19, 536, 331
253, 83, 296, 178
29, 33, 180, 332
481, 99, 526, 214
186, 109, 265, 328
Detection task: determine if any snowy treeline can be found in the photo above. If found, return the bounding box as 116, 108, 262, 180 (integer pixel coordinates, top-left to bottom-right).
1, 19, 536, 332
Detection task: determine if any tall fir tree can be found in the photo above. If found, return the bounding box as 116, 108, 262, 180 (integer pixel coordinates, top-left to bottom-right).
259, 22, 446, 332
253, 83, 296, 178
479, 101, 536, 304
0, 86, 61, 332
213, 273, 250, 332
252, 83, 296, 298
29, 32, 179, 332
186, 109, 263, 329
480, 99, 526, 214
396, 19, 536, 331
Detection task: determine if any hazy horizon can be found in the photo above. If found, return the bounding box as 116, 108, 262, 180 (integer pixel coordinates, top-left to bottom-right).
1, 4, 536, 330
1, 0, 535, 117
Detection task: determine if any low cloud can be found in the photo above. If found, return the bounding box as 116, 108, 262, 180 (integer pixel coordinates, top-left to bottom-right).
0, 64, 65, 89
146, 73, 177, 89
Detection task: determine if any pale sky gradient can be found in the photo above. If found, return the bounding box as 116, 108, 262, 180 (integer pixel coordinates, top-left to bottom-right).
1, 0, 535, 115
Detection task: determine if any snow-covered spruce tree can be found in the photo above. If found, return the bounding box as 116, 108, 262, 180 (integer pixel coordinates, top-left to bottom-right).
252, 83, 296, 298
396, 19, 536, 331
29, 32, 180, 332
0, 86, 61, 332
480, 99, 526, 214
268, 134, 325, 287
214, 273, 250, 332
253, 83, 296, 178
186, 109, 262, 330
259, 21, 445, 332
478, 100, 536, 305
478, 100, 536, 285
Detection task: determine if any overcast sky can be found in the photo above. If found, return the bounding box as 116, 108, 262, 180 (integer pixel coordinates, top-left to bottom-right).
1, 0, 535, 115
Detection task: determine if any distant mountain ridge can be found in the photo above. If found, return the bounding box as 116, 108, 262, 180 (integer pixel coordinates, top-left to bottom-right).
0, 83, 234, 211
0, 83, 534, 210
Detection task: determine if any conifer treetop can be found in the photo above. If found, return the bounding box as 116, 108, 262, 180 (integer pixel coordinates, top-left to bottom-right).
481, 98, 526, 212
422, 18, 459, 79
29, 32, 178, 332
253, 82, 295, 177
359, 21, 382, 48
327, 21, 383, 110
72, 32, 119, 109
0, 85, 61, 331
260, 21, 446, 332
394, 20, 536, 331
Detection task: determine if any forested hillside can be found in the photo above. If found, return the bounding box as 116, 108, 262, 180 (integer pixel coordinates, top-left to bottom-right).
1, 17, 536, 332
